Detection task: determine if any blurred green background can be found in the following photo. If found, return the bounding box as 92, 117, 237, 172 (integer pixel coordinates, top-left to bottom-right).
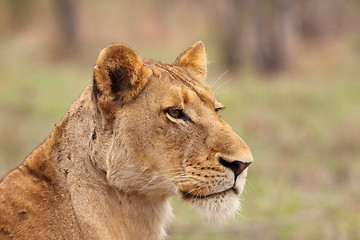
1, 0, 360, 239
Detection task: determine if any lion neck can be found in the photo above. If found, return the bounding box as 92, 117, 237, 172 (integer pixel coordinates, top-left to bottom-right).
24, 85, 172, 240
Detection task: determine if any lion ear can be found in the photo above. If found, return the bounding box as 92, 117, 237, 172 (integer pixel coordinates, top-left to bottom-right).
93, 44, 151, 113
173, 41, 207, 82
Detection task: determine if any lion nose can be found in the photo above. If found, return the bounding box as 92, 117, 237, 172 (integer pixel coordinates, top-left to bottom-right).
218, 157, 252, 178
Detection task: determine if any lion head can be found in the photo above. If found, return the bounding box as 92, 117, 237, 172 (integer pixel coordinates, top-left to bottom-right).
91, 41, 253, 222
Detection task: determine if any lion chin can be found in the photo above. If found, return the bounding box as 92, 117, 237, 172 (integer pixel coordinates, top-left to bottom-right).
181, 188, 241, 223
179, 176, 247, 223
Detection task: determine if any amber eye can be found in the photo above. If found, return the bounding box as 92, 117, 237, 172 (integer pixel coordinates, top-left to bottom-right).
167, 109, 185, 119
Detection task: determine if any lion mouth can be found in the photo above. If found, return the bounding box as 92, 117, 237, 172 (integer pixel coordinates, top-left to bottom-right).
180, 187, 238, 200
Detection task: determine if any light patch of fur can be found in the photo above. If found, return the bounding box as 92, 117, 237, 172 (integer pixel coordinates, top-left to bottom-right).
189, 168, 249, 223
191, 193, 241, 224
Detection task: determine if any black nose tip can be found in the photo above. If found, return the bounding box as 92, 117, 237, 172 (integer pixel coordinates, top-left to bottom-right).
218, 157, 251, 177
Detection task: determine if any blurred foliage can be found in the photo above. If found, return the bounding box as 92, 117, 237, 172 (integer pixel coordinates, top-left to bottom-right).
0, 0, 360, 239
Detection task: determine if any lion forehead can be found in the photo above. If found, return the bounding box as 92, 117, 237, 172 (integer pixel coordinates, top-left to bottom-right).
146, 62, 217, 110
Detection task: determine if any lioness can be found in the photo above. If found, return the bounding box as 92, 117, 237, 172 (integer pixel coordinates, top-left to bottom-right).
0, 42, 253, 240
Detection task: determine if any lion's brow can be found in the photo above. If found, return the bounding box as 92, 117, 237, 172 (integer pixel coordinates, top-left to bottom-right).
145, 60, 214, 106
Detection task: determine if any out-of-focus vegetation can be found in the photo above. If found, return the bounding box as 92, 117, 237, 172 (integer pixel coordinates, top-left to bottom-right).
0, 0, 359, 239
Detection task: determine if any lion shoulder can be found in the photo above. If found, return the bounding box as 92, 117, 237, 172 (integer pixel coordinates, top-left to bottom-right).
0, 165, 83, 239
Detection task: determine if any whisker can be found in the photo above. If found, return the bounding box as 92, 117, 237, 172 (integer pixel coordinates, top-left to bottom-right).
125, 167, 148, 192
209, 70, 229, 91
139, 175, 159, 193
213, 77, 233, 93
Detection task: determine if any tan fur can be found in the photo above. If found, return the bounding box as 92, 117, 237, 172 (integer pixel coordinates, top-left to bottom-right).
0, 41, 253, 240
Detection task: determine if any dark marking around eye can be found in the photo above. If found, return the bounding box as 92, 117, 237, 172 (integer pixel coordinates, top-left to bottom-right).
164, 107, 192, 122
168, 109, 185, 119
215, 106, 226, 112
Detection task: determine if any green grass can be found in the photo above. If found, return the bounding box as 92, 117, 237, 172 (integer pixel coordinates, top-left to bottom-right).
1, 41, 360, 239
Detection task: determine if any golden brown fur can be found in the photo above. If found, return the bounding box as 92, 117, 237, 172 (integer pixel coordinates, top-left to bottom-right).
0, 42, 253, 240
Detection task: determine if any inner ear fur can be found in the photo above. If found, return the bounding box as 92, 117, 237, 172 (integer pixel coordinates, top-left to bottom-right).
93, 44, 151, 111
173, 41, 207, 82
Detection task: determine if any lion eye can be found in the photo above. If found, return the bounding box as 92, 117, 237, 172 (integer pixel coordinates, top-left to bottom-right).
167, 109, 185, 119
215, 106, 225, 112
165, 107, 193, 123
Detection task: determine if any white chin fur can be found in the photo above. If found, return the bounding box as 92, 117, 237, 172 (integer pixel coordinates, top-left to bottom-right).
187, 192, 241, 224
